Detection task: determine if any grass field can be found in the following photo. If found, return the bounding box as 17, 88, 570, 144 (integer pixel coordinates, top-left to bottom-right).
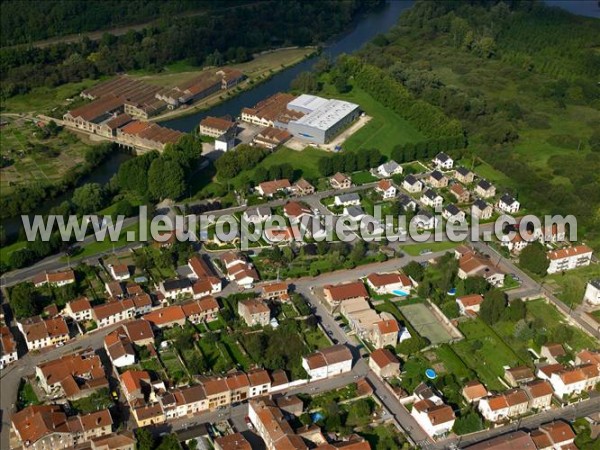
545, 265, 600, 307
401, 241, 458, 257
1, 120, 94, 194
398, 303, 453, 344
0, 240, 27, 265
452, 319, 526, 391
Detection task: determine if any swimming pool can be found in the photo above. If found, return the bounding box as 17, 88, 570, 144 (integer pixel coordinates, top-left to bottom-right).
392, 289, 409, 297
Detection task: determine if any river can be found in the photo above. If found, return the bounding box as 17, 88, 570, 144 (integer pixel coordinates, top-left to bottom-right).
160, 1, 415, 132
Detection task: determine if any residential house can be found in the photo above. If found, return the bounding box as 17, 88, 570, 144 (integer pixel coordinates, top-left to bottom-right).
202, 377, 232, 410
104, 328, 136, 368
161, 384, 207, 420
143, 305, 186, 329
252, 126, 291, 149
226, 372, 250, 403
248, 398, 307, 450
370, 319, 399, 349
18, 316, 69, 351
523, 380, 554, 411
199, 116, 236, 138
412, 211, 438, 230
283, 201, 313, 224
247, 369, 271, 398
158, 278, 194, 300
365, 272, 412, 295
450, 183, 470, 203
181, 296, 220, 324
92, 299, 135, 329
454, 167, 474, 184
64, 297, 93, 322
498, 193, 520, 214
261, 282, 289, 302
330, 172, 351, 189
257, 179, 292, 197
575, 349, 600, 367
32, 269, 76, 288
547, 245, 593, 274
402, 174, 423, 193
375, 179, 397, 199
442, 204, 466, 222
505, 388, 530, 417
475, 179, 496, 199
398, 194, 417, 211
534, 223, 567, 244
120, 370, 152, 402
541, 343, 566, 364
369, 348, 400, 379
478, 394, 510, 422
323, 281, 369, 307
0, 326, 18, 369
238, 298, 271, 327
188, 255, 222, 295
584, 280, 600, 305
334, 192, 360, 206
275, 395, 303, 417
432, 152, 453, 170
421, 189, 443, 209
464, 431, 536, 450
264, 225, 301, 244
501, 230, 535, 254
411, 399, 455, 437
243, 206, 272, 223
472, 199, 493, 220
428, 170, 448, 188
548, 364, 600, 398
36, 349, 108, 400
132, 294, 153, 316
221, 252, 260, 288
343, 205, 365, 221
531, 420, 576, 450
105, 281, 125, 298
456, 294, 484, 316
505, 366, 535, 387
109, 264, 130, 281
292, 178, 315, 196
302, 345, 353, 380
123, 319, 155, 346
457, 250, 505, 287
375, 160, 402, 177
214, 433, 252, 450
131, 403, 165, 427
462, 380, 488, 404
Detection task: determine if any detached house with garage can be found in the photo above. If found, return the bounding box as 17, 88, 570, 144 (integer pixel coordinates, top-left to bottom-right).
366, 272, 412, 295
454, 167, 474, 184
432, 152, 453, 170
375, 160, 402, 178
323, 281, 369, 307
375, 179, 397, 199
498, 193, 520, 214
330, 172, 351, 189
442, 204, 466, 223
475, 179, 496, 199
472, 199, 493, 220
334, 192, 360, 206
243, 206, 272, 224
411, 399, 455, 437
33, 269, 76, 288
450, 183, 470, 203
456, 294, 484, 316
428, 170, 448, 188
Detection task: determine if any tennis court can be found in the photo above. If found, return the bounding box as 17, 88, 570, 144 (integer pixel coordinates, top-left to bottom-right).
399, 303, 453, 344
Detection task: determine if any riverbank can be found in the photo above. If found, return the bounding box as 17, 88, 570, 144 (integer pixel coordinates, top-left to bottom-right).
144, 46, 318, 123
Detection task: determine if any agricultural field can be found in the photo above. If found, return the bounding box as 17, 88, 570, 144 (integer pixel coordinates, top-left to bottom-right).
0, 119, 93, 195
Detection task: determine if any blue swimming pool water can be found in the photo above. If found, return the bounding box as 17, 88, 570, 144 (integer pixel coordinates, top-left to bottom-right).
392, 289, 409, 297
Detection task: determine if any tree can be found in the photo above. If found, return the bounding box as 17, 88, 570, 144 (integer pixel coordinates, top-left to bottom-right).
72, 183, 106, 213
479, 289, 507, 325
291, 71, 319, 93
114, 199, 135, 218
503, 298, 526, 322
463, 276, 489, 295
403, 261, 424, 282
9, 282, 41, 319
519, 242, 549, 275
148, 159, 186, 200
156, 434, 181, 450
453, 409, 484, 435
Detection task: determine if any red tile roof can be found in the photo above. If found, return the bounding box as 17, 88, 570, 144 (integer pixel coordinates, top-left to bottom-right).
370, 348, 399, 368
324, 281, 368, 302
547, 245, 593, 260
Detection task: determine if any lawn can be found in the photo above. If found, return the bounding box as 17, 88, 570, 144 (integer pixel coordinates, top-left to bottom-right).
303, 326, 330, 351
0, 240, 27, 265
401, 241, 458, 257
17, 381, 40, 409
319, 83, 426, 157
452, 318, 527, 391
351, 170, 378, 185
219, 334, 251, 370
70, 388, 113, 414
545, 265, 600, 308
159, 348, 189, 383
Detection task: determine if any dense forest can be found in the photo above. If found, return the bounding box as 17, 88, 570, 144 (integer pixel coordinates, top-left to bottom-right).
0, 0, 227, 47
346, 0, 600, 249
0, 0, 383, 99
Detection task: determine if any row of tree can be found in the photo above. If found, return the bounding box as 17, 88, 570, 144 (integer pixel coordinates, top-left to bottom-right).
318, 148, 383, 177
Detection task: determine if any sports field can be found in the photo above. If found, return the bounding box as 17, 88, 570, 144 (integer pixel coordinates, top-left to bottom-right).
399, 303, 453, 344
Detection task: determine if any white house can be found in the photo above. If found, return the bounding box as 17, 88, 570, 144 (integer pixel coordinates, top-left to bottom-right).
548, 365, 600, 398
547, 245, 593, 274
402, 175, 423, 193
64, 297, 93, 322
334, 193, 360, 206
92, 299, 136, 329
456, 294, 483, 316
584, 280, 600, 305
442, 204, 465, 222
411, 399, 455, 437
243, 206, 272, 223
497, 193, 520, 214
478, 395, 509, 422
375, 160, 402, 178
18, 317, 70, 351
375, 180, 397, 199
159, 278, 194, 300
32, 270, 76, 288
0, 327, 18, 369
104, 328, 136, 368
475, 179, 496, 199
398, 194, 417, 211
109, 264, 130, 281
344, 205, 366, 221
472, 199, 493, 220
366, 272, 412, 295
432, 152, 453, 170
421, 189, 443, 209
302, 345, 353, 380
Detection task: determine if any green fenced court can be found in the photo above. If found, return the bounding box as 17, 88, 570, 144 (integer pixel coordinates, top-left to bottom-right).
399, 303, 453, 345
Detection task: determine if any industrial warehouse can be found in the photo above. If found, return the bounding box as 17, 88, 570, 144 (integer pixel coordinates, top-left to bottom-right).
241, 93, 360, 144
